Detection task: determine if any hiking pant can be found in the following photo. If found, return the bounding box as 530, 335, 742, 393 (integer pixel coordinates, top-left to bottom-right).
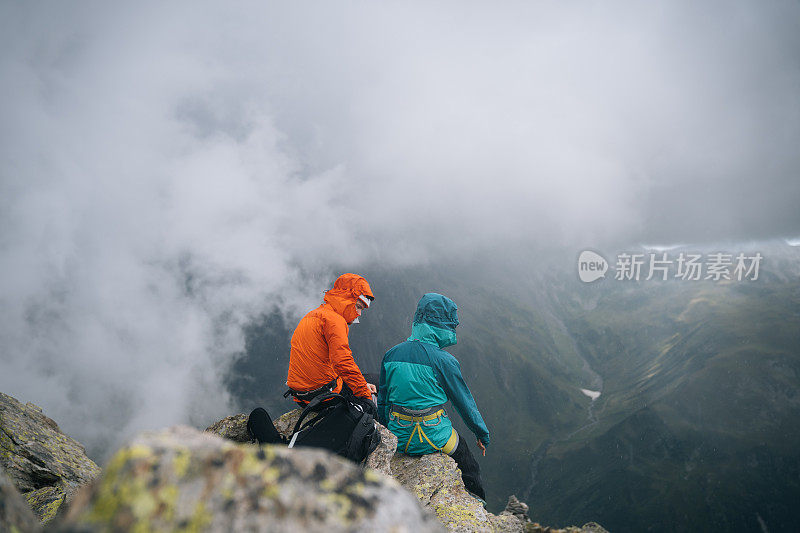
450, 437, 486, 501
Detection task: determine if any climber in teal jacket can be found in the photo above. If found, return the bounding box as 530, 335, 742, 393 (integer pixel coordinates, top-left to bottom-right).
378, 293, 489, 501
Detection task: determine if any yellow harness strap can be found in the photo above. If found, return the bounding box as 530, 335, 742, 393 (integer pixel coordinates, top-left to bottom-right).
391, 409, 444, 423
392, 409, 459, 455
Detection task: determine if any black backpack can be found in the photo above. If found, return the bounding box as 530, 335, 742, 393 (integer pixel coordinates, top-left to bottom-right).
287, 392, 380, 463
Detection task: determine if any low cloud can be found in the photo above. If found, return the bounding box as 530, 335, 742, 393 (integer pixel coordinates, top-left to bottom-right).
1, 1, 798, 456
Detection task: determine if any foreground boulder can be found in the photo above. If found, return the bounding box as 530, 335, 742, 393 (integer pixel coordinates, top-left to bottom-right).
1, 466, 42, 533
59, 426, 442, 532
206, 408, 398, 476
0, 392, 101, 522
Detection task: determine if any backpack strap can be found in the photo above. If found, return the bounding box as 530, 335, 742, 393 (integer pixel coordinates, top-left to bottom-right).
291, 392, 345, 435
345, 410, 377, 462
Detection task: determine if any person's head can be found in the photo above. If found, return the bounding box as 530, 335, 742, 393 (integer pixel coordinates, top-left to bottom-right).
409, 293, 459, 348
324, 273, 374, 324
351, 292, 372, 323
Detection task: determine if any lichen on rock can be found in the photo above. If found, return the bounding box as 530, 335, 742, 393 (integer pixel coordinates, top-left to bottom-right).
0, 392, 101, 524
207, 408, 605, 533
390, 451, 609, 533
3, 393, 605, 533
205, 414, 249, 443
1, 465, 42, 533
24, 485, 65, 522
60, 425, 442, 532
391, 452, 526, 533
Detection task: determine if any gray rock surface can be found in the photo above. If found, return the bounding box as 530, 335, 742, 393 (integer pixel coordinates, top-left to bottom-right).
390, 454, 608, 533
208, 409, 607, 532
1, 466, 42, 533
0, 392, 101, 523
391, 452, 526, 532
504, 494, 530, 520
1, 393, 606, 533
204, 414, 249, 443
59, 425, 442, 532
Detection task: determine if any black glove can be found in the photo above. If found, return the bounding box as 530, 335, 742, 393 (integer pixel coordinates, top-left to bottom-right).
352, 396, 377, 417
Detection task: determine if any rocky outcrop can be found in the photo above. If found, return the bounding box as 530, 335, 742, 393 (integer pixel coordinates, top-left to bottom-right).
391, 452, 526, 532
1, 466, 42, 533
391, 452, 608, 533
205, 408, 398, 476
207, 409, 606, 533
59, 425, 443, 532
0, 392, 606, 533
504, 495, 530, 520
0, 392, 101, 523
205, 414, 250, 443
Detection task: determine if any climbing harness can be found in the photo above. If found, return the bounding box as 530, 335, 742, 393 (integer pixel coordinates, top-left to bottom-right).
390, 404, 459, 455
284, 378, 338, 404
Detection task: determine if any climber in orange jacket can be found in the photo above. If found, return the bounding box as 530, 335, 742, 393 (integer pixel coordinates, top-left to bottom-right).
285, 273, 376, 411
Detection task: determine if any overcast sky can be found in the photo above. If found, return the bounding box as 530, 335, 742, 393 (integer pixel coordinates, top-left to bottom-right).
1, 1, 798, 455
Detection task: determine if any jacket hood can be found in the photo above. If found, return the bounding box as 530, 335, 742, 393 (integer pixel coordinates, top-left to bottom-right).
408, 293, 458, 348
323, 273, 374, 323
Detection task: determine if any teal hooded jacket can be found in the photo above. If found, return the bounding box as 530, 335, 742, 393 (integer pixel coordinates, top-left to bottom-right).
377, 293, 490, 455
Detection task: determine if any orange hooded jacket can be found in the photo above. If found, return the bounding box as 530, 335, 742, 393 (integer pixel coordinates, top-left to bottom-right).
286, 274, 374, 400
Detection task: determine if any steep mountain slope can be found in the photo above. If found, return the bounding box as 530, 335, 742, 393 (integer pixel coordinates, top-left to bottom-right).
529, 273, 800, 532
224, 243, 800, 531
